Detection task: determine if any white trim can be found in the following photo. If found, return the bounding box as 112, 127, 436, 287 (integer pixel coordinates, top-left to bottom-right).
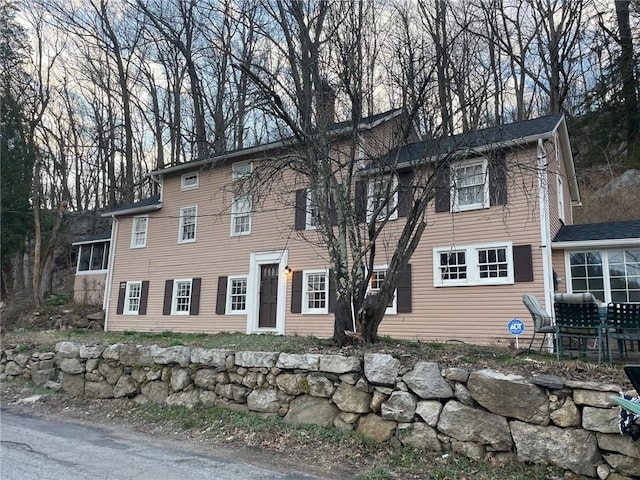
178, 205, 197, 243
451, 157, 489, 212
433, 241, 514, 287
171, 278, 193, 315
76, 241, 110, 273
247, 250, 288, 334
181, 171, 199, 191
103, 219, 118, 329
123, 281, 142, 315
130, 215, 148, 248
552, 239, 640, 249
537, 138, 554, 320
556, 175, 565, 224
301, 269, 329, 314
225, 275, 248, 315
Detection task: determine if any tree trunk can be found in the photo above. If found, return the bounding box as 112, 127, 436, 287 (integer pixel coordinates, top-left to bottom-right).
615, 0, 639, 142
32, 155, 42, 308
332, 296, 355, 347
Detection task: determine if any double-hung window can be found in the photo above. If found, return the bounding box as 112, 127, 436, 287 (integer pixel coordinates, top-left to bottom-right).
131, 216, 148, 248
368, 266, 396, 315
451, 159, 489, 211
306, 191, 319, 230
367, 175, 398, 221
172, 279, 193, 315
231, 161, 252, 236
434, 242, 513, 286
302, 270, 328, 314
178, 206, 197, 243
124, 281, 142, 315
226, 276, 248, 314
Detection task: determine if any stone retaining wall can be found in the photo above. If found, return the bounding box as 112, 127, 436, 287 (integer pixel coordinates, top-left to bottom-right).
2, 342, 639, 479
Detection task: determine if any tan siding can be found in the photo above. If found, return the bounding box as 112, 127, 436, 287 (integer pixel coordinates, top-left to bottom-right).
107, 131, 564, 346
74, 273, 106, 305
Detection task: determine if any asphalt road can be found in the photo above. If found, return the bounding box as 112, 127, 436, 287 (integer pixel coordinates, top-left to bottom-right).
0, 409, 317, 480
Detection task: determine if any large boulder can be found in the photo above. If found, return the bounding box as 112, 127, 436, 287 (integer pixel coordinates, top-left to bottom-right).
356, 414, 396, 443
364, 353, 401, 386
284, 395, 339, 427
397, 422, 441, 451
438, 400, 512, 451
381, 391, 417, 422
331, 382, 372, 414
247, 388, 280, 413
403, 362, 453, 399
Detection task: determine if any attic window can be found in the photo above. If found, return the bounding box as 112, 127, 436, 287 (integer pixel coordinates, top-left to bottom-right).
181, 172, 199, 190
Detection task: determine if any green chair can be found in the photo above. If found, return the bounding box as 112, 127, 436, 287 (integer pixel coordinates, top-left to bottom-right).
606, 303, 640, 363
553, 293, 605, 364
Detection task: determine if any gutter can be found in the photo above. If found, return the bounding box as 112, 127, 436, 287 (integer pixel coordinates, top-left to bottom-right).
552, 238, 640, 249
102, 217, 119, 332
100, 203, 162, 218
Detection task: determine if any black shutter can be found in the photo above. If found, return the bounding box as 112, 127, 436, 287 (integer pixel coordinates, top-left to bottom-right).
295, 189, 307, 230
139, 281, 149, 315
116, 282, 126, 314
291, 270, 303, 313
190, 278, 201, 315
355, 180, 368, 223
490, 151, 507, 206
397, 264, 412, 313
397, 171, 413, 217
163, 280, 173, 315
215, 276, 228, 315
329, 194, 338, 226
328, 269, 336, 313
513, 245, 534, 282
434, 167, 450, 213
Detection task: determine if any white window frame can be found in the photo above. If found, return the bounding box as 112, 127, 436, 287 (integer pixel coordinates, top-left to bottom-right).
451, 158, 489, 212
305, 190, 319, 230
367, 266, 397, 315
226, 275, 248, 315
130, 216, 148, 248
178, 206, 197, 243
76, 241, 109, 274
232, 161, 252, 179
302, 269, 329, 314
181, 172, 199, 190
124, 281, 142, 315
231, 195, 252, 236
557, 175, 565, 223
433, 242, 514, 287
367, 174, 398, 222
172, 278, 193, 315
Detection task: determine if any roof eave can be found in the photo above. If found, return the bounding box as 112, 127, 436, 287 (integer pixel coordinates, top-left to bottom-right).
101, 203, 163, 218
552, 238, 640, 249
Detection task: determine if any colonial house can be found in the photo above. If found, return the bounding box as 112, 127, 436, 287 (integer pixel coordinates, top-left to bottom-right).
77, 109, 639, 346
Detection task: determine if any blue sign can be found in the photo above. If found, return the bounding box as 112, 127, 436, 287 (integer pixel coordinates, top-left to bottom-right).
507, 318, 525, 336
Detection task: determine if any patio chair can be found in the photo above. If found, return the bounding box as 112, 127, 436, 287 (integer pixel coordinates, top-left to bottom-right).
522, 294, 555, 352
553, 293, 606, 364
607, 303, 640, 363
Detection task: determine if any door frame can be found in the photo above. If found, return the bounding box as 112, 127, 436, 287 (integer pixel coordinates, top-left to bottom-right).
247, 250, 288, 334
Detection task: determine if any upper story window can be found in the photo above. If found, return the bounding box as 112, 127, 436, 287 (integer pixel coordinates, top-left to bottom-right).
302, 269, 328, 314
557, 175, 565, 223
181, 172, 199, 190
368, 266, 396, 315
130, 216, 148, 248
367, 174, 398, 222
231, 196, 252, 236
451, 158, 489, 212
434, 242, 513, 286
178, 206, 197, 243
306, 191, 319, 230
232, 161, 252, 179
77, 241, 110, 273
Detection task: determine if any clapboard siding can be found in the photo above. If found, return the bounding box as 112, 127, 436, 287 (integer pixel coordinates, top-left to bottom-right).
107, 132, 564, 346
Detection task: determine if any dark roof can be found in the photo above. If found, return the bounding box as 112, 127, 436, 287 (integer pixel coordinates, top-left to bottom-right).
553, 220, 640, 243
151, 108, 405, 176
72, 231, 111, 245
388, 114, 563, 166
102, 194, 161, 217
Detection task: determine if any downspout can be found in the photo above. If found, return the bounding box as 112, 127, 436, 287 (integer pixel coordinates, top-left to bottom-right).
102, 216, 119, 332
537, 138, 554, 350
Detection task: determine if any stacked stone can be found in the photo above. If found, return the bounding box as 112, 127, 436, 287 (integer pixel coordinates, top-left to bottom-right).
1, 343, 639, 479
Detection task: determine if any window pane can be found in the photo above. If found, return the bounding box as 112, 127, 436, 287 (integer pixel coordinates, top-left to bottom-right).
126, 283, 141, 313
174, 281, 191, 312
478, 247, 508, 279
180, 207, 196, 241
90, 244, 104, 270
230, 278, 247, 312
306, 273, 327, 310
79, 246, 91, 271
